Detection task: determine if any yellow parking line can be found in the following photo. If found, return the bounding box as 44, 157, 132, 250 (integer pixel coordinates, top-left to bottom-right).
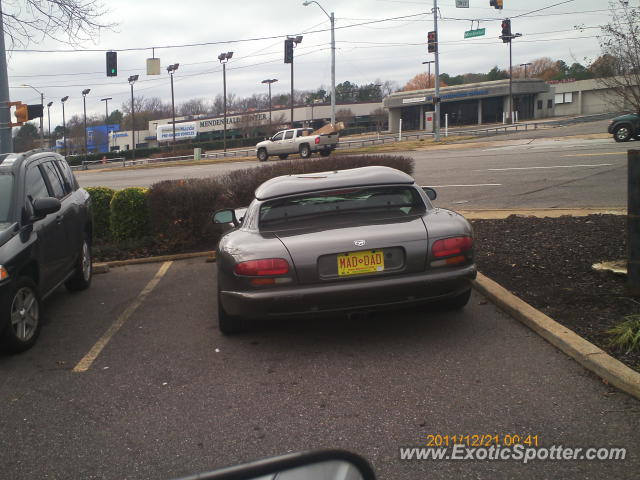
72, 261, 173, 373
561, 152, 626, 157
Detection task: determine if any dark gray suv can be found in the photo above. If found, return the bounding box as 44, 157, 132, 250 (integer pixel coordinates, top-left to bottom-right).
0, 150, 92, 353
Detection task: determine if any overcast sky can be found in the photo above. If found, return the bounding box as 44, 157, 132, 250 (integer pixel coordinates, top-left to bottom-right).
7, 0, 613, 129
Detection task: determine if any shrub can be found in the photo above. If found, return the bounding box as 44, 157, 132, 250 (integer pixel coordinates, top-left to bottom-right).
109, 187, 150, 243
85, 186, 115, 241
608, 314, 640, 354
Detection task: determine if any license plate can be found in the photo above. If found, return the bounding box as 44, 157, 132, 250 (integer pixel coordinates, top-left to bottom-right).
337, 249, 385, 276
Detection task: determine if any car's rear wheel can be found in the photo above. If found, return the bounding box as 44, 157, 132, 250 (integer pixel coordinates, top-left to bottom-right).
436, 288, 471, 310
299, 144, 311, 159
613, 125, 632, 142
278, 154, 289, 160
257, 148, 269, 162
65, 235, 92, 292
1, 277, 41, 353
217, 290, 246, 335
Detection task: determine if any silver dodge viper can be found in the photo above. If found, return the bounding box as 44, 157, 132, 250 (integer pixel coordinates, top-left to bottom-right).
213, 166, 476, 334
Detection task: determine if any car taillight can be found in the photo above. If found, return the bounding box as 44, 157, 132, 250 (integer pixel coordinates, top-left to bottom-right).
234, 258, 289, 276
315, 137, 320, 144
432, 236, 473, 258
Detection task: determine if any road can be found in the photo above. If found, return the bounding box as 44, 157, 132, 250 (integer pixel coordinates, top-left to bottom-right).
76, 122, 628, 210
1, 258, 638, 479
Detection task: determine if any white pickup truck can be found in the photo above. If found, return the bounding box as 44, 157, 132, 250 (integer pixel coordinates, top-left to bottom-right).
255, 128, 339, 162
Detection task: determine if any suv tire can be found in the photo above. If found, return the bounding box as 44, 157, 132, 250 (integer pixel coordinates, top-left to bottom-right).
299, 144, 311, 159
257, 148, 269, 162
613, 124, 632, 142
66, 235, 92, 292
1, 277, 42, 353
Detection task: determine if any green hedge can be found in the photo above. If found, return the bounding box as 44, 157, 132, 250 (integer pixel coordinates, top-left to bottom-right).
85, 186, 115, 241
109, 187, 149, 243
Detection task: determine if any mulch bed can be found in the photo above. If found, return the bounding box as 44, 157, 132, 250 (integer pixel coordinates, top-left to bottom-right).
471, 214, 639, 372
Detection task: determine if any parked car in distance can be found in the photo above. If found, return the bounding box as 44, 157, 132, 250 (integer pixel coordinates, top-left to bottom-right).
213, 166, 476, 334
255, 127, 338, 162
0, 150, 93, 353
608, 112, 640, 142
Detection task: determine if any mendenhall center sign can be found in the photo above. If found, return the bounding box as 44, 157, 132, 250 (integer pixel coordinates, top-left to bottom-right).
199, 112, 268, 130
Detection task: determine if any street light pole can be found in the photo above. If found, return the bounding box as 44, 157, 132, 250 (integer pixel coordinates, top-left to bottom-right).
422, 61, 435, 88
218, 52, 233, 152
61, 96, 69, 156
261, 78, 278, 128
433, 0, 441, 142
287, 36, 303, 129
128, 75, 139, 160
82, 88, 91, 157
520, 62, 531, 79
167, 63, 179, 149
46, 101, 53, 148
303, 1, 336, 125
100, 97, 112, 153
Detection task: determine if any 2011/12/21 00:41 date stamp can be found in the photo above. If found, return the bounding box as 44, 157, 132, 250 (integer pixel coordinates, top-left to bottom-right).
426, 434, 540, 448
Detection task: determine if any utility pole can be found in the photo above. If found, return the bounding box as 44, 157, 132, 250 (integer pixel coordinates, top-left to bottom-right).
218, 52, 233, 152
82, 88, 91, 157
433, 0, 441, 141
46, 101, 53, 148
262, 78, 278, 127
167, 63, 179, 149
61, 96, 69, 156
0, 2, 12, 153
501, 19, 521, 124
101, 97, 112, 152
128, 75, 139, 160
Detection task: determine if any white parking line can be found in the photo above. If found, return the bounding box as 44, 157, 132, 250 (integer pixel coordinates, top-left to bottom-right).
481, 163, 613, 172
73, 261, 173, 373
430, 183, 502, 187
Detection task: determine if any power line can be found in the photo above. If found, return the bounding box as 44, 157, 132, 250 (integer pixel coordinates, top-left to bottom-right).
512, 0, 577, 18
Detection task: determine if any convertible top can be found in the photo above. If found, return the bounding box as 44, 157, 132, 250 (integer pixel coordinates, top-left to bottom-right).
254, 166, 415, 201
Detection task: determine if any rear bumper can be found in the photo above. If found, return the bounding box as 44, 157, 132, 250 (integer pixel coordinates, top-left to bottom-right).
220, 264, 477, 318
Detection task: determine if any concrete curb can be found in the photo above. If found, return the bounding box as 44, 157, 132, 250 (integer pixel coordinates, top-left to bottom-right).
473, 272, 640, 401
93, 251, 215, 274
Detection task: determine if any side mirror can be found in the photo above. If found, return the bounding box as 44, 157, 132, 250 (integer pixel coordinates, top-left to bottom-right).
421, 186, 437, 201
32, 197, 61, 219
213, 208, 238, 226
174, 449, 376, 480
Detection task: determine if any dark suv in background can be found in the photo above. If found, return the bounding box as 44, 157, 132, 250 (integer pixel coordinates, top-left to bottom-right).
0, 150, 92, 353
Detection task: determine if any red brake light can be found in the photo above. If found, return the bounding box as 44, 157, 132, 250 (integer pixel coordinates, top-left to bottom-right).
234, 258, 289, 276
315, 137, 320, 144
432, 236, 473, 258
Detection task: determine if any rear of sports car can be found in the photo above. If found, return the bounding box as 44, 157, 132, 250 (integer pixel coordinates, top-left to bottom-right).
216, 183, 476, 322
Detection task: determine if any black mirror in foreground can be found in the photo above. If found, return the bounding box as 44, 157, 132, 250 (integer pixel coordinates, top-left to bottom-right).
421, 186, 437, 201
174, 449, 376, 480
32, 197, 61, 219
213, 209, 238, 226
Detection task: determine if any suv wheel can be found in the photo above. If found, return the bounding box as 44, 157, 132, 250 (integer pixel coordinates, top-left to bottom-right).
257, 149, 269, 162
613, 125, 632, 142
65, 235, 92, 292
1, 277, 41, 353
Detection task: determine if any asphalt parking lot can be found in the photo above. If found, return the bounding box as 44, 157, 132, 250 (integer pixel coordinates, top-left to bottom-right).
1, 258, 639, 480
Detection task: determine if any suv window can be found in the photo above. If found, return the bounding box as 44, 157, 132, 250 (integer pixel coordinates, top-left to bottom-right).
0, 174, 13, 222
272, 132, 284, 141
55, 159, 76, 192
284, 130, 294, 140
41, 161, 66, 199
25, 165, 49, 201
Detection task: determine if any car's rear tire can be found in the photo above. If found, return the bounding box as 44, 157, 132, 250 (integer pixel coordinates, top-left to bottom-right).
299, 144, 311, 159
613, 125, 632, 142
218, 290, 246, 335
257, 148, 269, 162
437, 288, 471, 311
65, 235, 92, 292
278, 154, 289, 160
1, 277, 42, 353
319, 150, 331, 157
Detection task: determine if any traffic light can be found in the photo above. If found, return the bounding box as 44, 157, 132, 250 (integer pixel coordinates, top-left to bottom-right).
490, 0, 503, 8
15, 104, 28, 123
27, 104, 43, 119
501, 19, 511, 43
284, 39, 293, 63
106, 51, 117, 76
427, 31, 437, 53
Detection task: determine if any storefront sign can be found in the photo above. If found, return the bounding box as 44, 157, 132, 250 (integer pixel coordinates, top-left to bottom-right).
157, 122, 198, 141
402, 97, 426, 104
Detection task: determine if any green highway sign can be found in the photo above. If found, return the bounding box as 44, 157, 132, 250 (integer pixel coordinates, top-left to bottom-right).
464, 28, 486, 39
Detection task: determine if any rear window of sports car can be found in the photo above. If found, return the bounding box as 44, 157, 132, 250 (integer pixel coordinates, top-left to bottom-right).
259, 186, 425, 227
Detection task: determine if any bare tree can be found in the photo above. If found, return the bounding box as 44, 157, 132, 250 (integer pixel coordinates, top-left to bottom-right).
2, 0, 116, 49
370, 107, 387, 133
595, 1, 640, 112
179, 98, 210, 116
335, 108, 355, 126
